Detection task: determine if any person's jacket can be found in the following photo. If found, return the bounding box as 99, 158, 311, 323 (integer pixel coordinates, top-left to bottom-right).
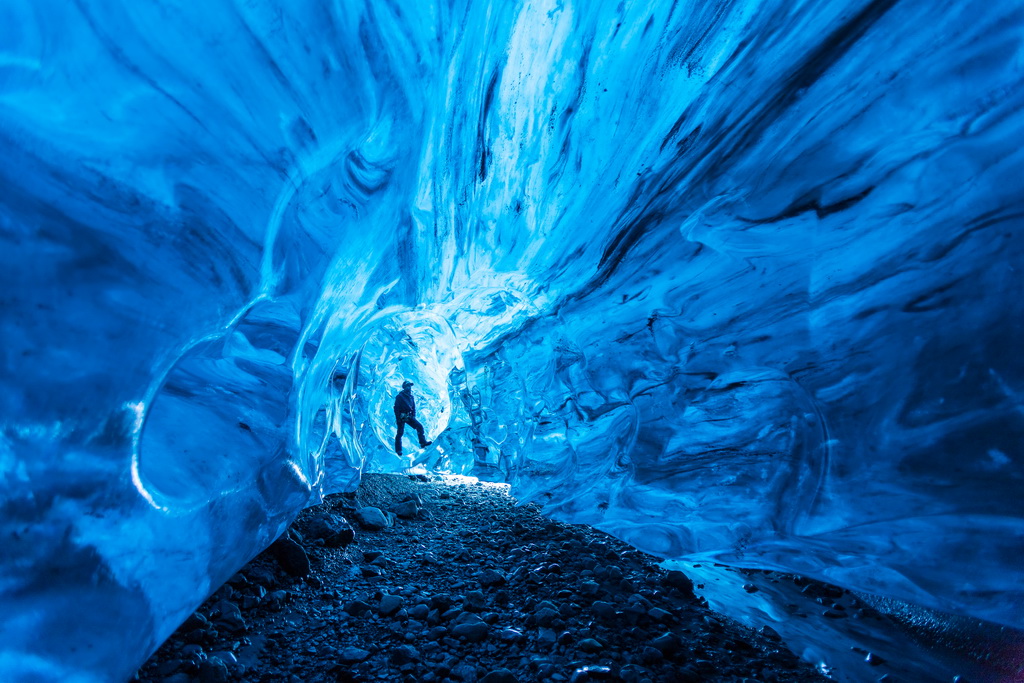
394, 390, 415, 420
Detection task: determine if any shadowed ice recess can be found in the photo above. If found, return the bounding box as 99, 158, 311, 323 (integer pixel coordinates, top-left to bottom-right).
1, 0, 1022, 680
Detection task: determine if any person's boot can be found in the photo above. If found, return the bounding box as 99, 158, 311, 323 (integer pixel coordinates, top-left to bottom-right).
420, 441, 432, 448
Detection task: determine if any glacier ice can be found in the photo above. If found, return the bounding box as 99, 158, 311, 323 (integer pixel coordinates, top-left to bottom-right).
1, 0, 1023, 679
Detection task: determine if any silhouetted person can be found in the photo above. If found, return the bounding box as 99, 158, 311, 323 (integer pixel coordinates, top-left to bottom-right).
394, 380, 431, 455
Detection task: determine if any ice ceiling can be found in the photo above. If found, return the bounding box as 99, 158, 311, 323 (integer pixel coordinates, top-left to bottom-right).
2, 0, 1023, 679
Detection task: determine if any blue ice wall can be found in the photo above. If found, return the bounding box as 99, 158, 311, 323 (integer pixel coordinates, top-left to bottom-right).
1, 0, 1022, 679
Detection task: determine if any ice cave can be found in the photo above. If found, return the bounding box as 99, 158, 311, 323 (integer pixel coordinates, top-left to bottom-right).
1, 0, 1022, 681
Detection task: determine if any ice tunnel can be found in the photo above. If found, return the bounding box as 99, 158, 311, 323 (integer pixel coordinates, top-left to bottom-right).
1, 0, 1023, 679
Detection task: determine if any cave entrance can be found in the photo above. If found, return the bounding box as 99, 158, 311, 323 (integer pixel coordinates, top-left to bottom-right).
358, 310, 464, 470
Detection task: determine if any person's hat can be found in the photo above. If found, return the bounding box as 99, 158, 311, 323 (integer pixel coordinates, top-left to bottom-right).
402, 380, 414, 388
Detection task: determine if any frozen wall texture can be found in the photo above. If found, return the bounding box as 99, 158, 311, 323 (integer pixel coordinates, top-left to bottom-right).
1, 0, 1022, 679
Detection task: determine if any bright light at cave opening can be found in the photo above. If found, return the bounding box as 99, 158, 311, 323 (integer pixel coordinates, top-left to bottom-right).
361, 310, 465, 458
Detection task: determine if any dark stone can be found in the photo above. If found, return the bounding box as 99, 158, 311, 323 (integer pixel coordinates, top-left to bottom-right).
664, 570, 695, 597
452, 622, 489, 642
271, 538, 310, 577
478, 568, 506, 587
182, 612, 208, 632
354, 507, 390, 530
534, 607, 559, 626
307, 513, 355, 547
480, 668, 518, 683
496, 628, 523, 642
570, 665, 614, 682
337, 647, 370, 663
464, 590, 486, 611
196, 659, 229, 683
379, 594, 405, 616
389, 645, 420, 664
343, 599, 371, 616
429, 593, 454, 610
650, 632, 679, 654
211, 600, 246, 634
591, 601, 616, 620
391, 500, 419, 519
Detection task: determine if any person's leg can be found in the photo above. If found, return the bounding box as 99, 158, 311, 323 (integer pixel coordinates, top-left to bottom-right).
394, 419, 405, 455
406, 416, 430, 447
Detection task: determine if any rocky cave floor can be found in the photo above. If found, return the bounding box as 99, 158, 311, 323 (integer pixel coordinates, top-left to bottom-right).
134, 474, 839, 683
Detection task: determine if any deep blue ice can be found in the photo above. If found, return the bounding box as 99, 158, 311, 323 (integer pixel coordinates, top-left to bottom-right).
1, 0, 1022, 680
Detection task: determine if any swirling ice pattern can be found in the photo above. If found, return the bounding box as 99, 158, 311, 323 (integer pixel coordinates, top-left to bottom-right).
0, 0, 1021, 679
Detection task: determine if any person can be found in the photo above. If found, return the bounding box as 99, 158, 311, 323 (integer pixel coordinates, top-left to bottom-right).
394, 380, 431, 455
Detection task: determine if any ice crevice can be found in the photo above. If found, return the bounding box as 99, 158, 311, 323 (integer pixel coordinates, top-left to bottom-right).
1, 0, 1022, 680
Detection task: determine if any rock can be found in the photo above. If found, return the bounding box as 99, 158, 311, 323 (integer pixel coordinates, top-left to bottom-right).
337, 647, 370, 663
306, 513, 355, 547
408, 604, 430, 620
650, 632, 679, 654
182, 612, 208, 632
570, 665, 614, 682
451, 663, 480, 680
429, 593, 454, 610
619, 664, 649, 683
759, 625, 781, 640
379, 594, 406, 617
244, 564, 276, 589
389, 645, 420, 664
647, 607, 671, 621
579, 581, 600, 596
453, 612, 483, 626
534, 607, 559, 626
640, 645, 663, 664
743, 583, 759, 593
578, 638, 603, 653
354, 507, 391, 530
591, 601, 616, 620
537, 628, 557, 645
211, 600, 246, 634
343, 599, 371, 616
463, 590, 486, 611
452, 621, 489, 642
478, 568, 506, 587
480, 668, 518, 683
664, 570, 695, 597
496, 628, 523, 642
271, 538, 310, 577
391, 500, 419, 519
181, 644, 205, 661
266, 589, 288, 610
196, 658, 229, 683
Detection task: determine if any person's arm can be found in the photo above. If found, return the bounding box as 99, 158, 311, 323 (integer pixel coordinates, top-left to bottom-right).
409, 394, 416, 416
